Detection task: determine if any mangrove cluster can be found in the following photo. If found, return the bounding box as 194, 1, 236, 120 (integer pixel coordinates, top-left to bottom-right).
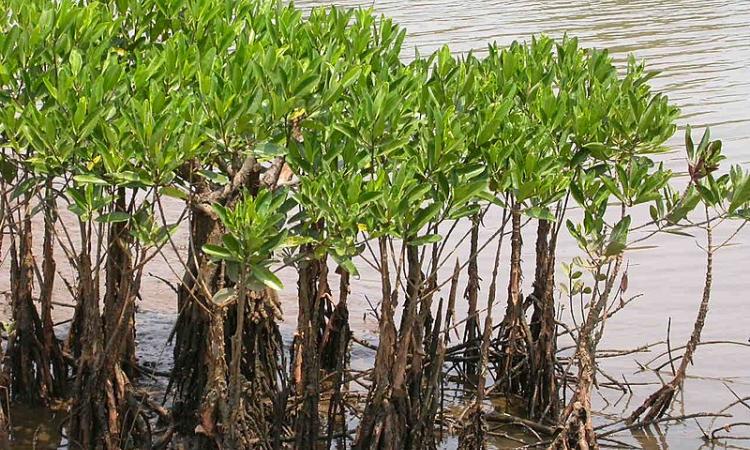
1, 0, 749, 449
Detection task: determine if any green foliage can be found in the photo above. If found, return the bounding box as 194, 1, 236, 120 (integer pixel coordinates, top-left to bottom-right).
2, 0, 747, 288
205, 189, 290, 291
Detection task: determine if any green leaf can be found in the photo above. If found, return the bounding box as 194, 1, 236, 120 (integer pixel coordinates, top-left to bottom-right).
332, 254, 360, 278
685, 125, 694, 160
68, 204, 88, 219
729, 172, 750, 214
454, 178, 487, 206
255, 142, 286, 159
604, 215, 631, 257
525, 206, 555, 222
662, 229, 694, 238
408, 233, 442, 246
412, 202, 441, 232
281, 235, 316, 248
0, 157, 16, 182
667, 187, 700, 224
202, 244, 233, 260
252, 265, 283, 291
199, 169, 229, 186
70, 49, 82, 76
584, 142, 611, 160
74, 174, 108, 186
11, 178, 39, 200
211, 287, 237, 306
160, 186, 188, 201
96, 212, 130, 223
340, 66, 362, 88
153, 223, 179, 246
222, 235, 242, 256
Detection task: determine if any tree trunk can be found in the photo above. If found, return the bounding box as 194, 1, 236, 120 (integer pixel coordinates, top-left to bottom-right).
0, 318, 9, 449
4, 211, 54, 404
529, 220, 559, 421
0, 396, 7, 450
459, 211, 508, 450
321, 267, 350, 373
323, 268, 351, 450
354, 237, 401, 450
68, 241, 107, 449
294, 251, 327, 449
68, 211, 151, 450
171, 205, 225, 441
551, 255, 623, 450
498, 203, 531, 395
464, 215, 481, 378
198, 301, 231, 445
401, 244, 426, 449
40, 179, 67, 396
103, 190, 137, 379
172, 167, 284, 447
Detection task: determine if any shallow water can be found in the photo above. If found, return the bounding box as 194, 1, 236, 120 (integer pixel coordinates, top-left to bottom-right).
3, 1, 750, 448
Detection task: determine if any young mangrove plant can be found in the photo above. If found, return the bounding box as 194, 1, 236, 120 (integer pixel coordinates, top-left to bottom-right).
200, 189, 290, 448
627, 128, 750, 425
551, 55, 679, 449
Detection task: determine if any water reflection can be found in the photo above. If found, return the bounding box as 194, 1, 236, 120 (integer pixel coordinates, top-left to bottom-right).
8, 404, 64, 450
631, 425, 670, 450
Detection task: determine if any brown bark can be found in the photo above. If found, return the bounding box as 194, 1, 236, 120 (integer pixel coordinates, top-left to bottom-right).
459, 209, 508, 450
321, 267, 351, 373
103, 189, 137, 379
529, 220, 559, 421
68, 243, 107, 449
171, 204, 225, 440
0, 317, 9, 449
40, 181, 67, 396
413, 297, 446, 450
71, 188, 152, 449
3, 212, 54, 404
198, 301, 230, 445
401, 244, 427, 449
194, 285, 284, 450
550, 255, 623, 450
354, 237, 401, 450
323, 268, 351, 450
172, 160, 284, 447
498, 203, 531, 395
294, 251, 328, 449
0, 398, 7, 450
463, 215, 481, 378
355, 238, 440, 450
69, 207, 151, 450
